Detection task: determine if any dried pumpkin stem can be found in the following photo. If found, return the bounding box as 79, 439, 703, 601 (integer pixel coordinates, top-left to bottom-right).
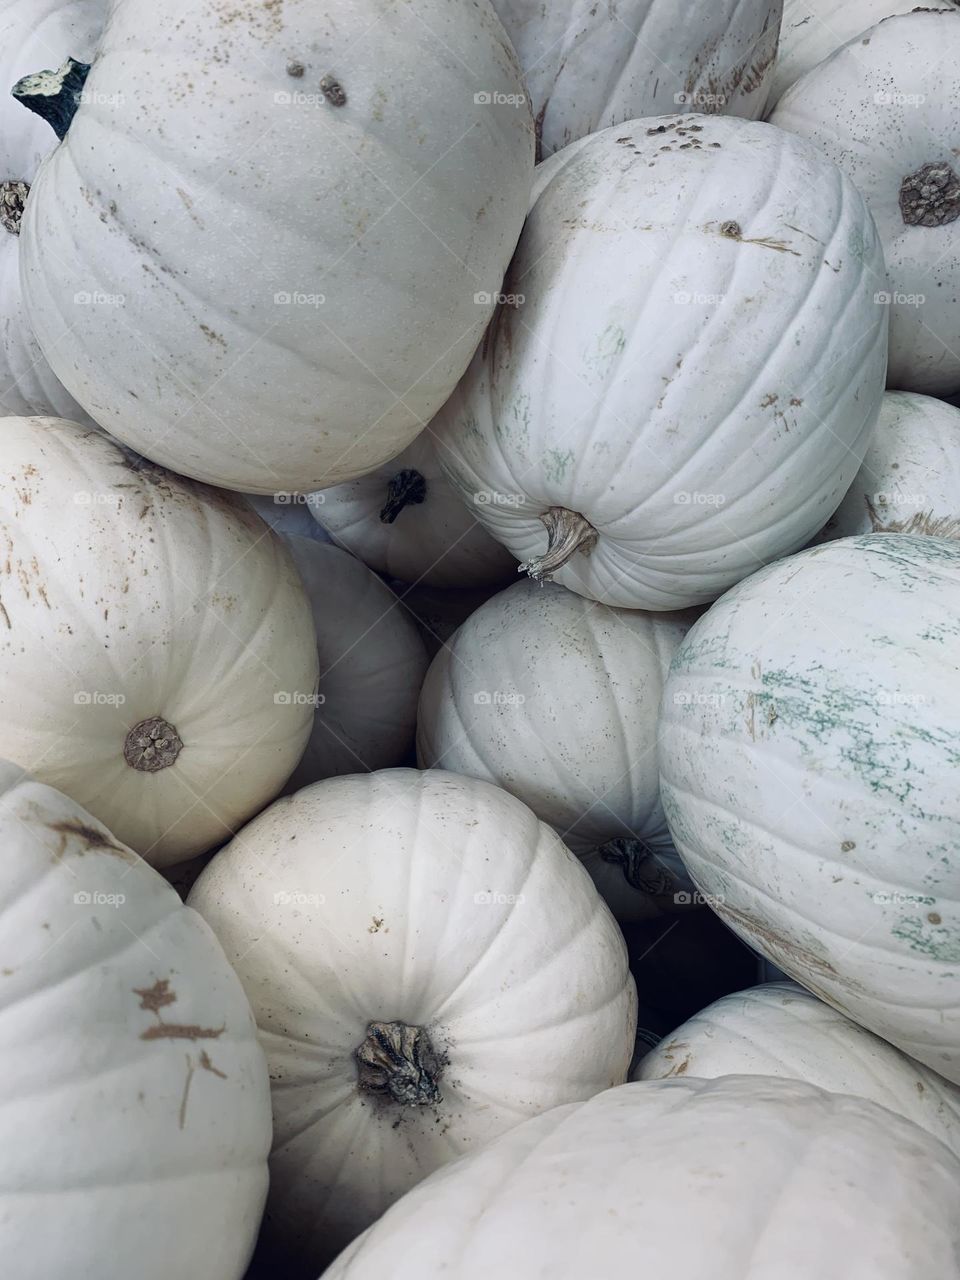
598, 838, 680, 898
520, 506, 598, 582
123, 717, 183, 773
355, 1020, 442, 1107
899, 161, 960, 227
0, 181, 29, 235
12, 57, 91, 141
380, 469, 427, 524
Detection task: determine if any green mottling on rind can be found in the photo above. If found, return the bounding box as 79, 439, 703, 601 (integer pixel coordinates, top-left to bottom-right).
892, 916, 960, 963
543, 447, 574, 485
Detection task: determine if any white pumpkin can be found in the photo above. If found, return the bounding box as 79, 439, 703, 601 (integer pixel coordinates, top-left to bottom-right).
433, 115, 888, 609
770, 11, 960, 395
0, 0, 103, 420
816, 391, 960, 541
491, 0, 782, 158
660, 534, 960, 1084
637, 982, 960, 1154
417, 578, 697, 920
15, 0, 533, 492
325, 1076, 960, 1280
0, 759, 271, 1279
308, 428, 516, 588
283, 536, 429, 787
188, 768, 637, 1272
766, 0, 957, 111
0, 416, 317, 866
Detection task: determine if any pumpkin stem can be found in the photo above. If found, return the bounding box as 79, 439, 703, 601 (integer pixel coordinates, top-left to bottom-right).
380, 469, 427, 524
123, 717, 183, 773
520, 507, 598, 582
355, 1020, 443, 1107
598, 838, 681, 899
12, 57, 91, 141
0, 181, 29, 235
899, 161, 960, 227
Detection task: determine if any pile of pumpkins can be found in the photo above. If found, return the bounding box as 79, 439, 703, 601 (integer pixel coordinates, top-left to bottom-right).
1, 0, 959, 1276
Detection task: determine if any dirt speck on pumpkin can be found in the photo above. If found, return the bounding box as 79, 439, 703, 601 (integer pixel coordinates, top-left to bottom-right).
48, 819, 135, 861
320, 75, 347, 107
368, 916, 387, 933
286, 60, 305, 78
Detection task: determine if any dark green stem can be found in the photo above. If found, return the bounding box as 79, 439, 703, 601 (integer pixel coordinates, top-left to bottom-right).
12, 57, 91, 141
380, 469, 427, 524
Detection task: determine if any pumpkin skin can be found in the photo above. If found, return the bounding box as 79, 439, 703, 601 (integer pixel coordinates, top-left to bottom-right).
0, 417, 317, 866
243, 493, 331, 543
17, 0, 534, 493
769, 11, 960, 395
659, 534, 960, 1083
767, 0, 958, 111
417, 579, 697, 920
491, 0, 783, 158
308, 428, 516, 588
187, 768, 637, 1273
325, 1076, 960, 1280
636, 982, 960, 1155
816, 391, 960, 542
434, 116, 888, 609
0, 0, 103, 420
283, 536, 429, 787
0, 760, 271, 1280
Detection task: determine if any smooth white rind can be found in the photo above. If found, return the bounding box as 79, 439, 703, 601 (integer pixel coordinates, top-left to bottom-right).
325, 1076, 960, 1280
417, 578, 697, 919
188, 768, 636, 1271
492, 0, 782, 156
0, 765, 271, 1280
770, 11, 960, 394
636, 981, 960, 1155
19, 0, 534, 491
0, 417, 318, 865
659, 534, 960, 1083
434, 115, 888, 609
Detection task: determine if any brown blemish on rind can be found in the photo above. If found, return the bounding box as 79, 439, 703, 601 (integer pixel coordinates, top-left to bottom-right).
865, 496, 960, 538
716, 903, 839, 980
48, 819, 134, 861
135, 978, 225, 1042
